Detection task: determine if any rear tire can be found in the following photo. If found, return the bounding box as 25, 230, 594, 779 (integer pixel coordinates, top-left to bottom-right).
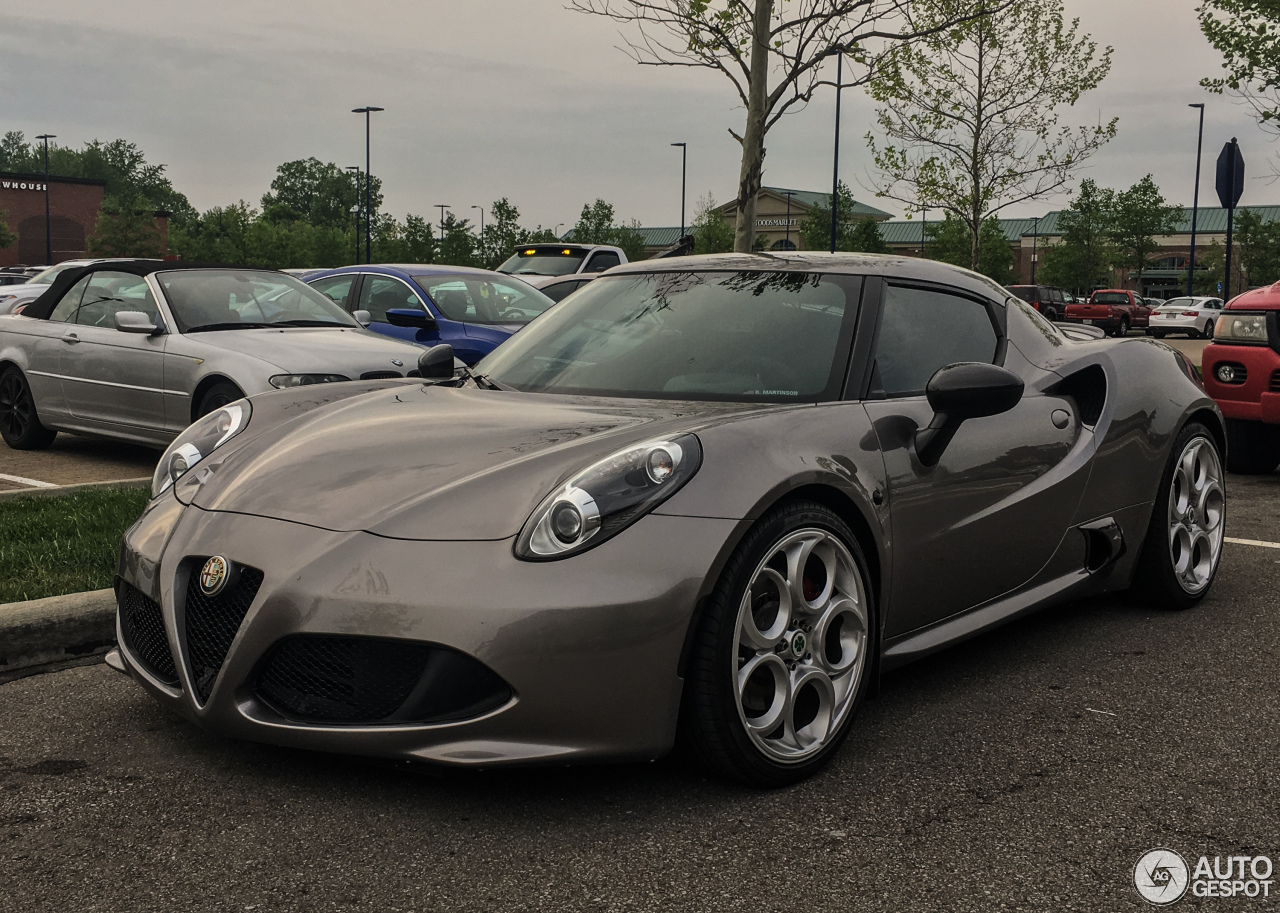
1225, 419, 1280, 475
1113, 317, 1130, 338
1150, 330, 1166, 339
0, 367, 57, 450
680, 501, 875, 787
1203, 320, 1215, 339
1130, 422, 1225, 610
195, 381, 244, 420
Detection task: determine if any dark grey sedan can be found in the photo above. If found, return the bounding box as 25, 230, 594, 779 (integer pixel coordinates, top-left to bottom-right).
111, 253, 1226, 785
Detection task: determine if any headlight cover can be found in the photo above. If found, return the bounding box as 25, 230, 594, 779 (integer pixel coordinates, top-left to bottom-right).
1214, 313, 1269, 344
151, 401, 251, 498
515, 434, 702, 560
269, 374, 350, 388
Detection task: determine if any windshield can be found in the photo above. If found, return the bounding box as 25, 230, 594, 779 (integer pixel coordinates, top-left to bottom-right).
476, 271, 856, 402
413, 274, 555, 324
29, 262, 85, 286
157, 270, 360, 333
1160, 298, 1195, 309
497, 248, 587, 277
1091, 292, 1129, 304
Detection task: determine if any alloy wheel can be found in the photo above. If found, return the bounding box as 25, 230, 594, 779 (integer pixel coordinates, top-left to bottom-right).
1167, 436, 1225, 595
732, 528, 868, 762
0, 373, 31, 439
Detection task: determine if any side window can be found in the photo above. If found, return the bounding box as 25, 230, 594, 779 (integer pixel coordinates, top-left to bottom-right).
75, 272, 158, 327
357, 276, 424, 323
542, 280, 581, 303
49, 275, 92, 323
586, 252, 621, 272
1050, 288, 1065, 304
872, 285, 999, 397
310, 274, 356, 309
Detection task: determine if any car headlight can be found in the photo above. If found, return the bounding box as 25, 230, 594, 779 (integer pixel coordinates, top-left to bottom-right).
515, 434, 702, 560
151, 401, 251, 498
269, 374, 350, 388
1214, 313, 1269, 344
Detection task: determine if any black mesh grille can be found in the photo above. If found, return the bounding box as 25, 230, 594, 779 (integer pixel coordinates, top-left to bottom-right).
255, 635, 512, 725
117, 582, 178, 685
360, 370, 402, 380
183, 562, 265, 703
1271, 369, 1280, 392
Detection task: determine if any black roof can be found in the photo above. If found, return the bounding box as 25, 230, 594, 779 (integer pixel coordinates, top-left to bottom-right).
23, 260, 250, 320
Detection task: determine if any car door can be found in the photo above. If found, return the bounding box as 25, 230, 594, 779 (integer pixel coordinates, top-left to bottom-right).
16, 275, 89, 420
355, 274, 443, 347
58, 270, 167, 430
860, 282, 1081, 636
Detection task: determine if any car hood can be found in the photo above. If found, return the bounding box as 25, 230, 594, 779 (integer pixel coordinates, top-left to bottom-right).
189, 384, 770, 540
186, 326, 423, 374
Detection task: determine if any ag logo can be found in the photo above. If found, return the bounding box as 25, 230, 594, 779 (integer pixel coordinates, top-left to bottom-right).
199, 556, 230, 597
1135, 848, 1190, 905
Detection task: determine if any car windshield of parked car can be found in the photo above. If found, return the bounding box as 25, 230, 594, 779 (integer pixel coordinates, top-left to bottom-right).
1160, 297, 1199, 309
1092, 292, 1129, 304
477, 271, 854, 401
28, 262, 84, 286
497, 248, 587, 277
414, 274, 555, 325
158, 270, 360, 332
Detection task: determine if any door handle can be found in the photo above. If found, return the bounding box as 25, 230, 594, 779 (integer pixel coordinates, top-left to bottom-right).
62, 332, 80, 344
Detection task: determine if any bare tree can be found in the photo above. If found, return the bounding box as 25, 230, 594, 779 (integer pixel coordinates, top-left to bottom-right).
569, 0, 996, 252
866, 0, 1116, 270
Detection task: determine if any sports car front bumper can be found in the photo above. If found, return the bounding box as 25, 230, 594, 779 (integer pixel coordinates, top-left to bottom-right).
115, 491, 739, 765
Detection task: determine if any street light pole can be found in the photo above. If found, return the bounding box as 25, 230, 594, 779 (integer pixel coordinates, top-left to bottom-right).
1187, 103, 1206, 296
346, 165, 360, 264
1031, 216, 1041, 283
670, 143, 687, 238
784, 190, 795, 249
351, 106, 383, 264
830, 53, 844, 254
471, 205, 485, 234
35, 134, 55, 264
921, 205, 927, 257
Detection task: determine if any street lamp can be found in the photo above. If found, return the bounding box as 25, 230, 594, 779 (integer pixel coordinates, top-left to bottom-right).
1187, 103, 1206, 296
1031, 215, 1041, 283
783, 190, 795, 250
554, 222, 565, 238
35, 134, 55, 265
830, 53, 853, 253
471, 205, 485, 234
921, 205, 927, 258
346, 165, 360, 264
436, 205, 452, 236
351, 106, 383, 264
670, 142, 687, 238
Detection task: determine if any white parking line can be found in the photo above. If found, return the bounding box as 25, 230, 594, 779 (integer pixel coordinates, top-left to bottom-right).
0, 473, 58, 489
1226, 536, 1280, 550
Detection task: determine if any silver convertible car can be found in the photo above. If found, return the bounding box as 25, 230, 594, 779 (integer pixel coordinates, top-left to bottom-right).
111, 253, 1226, 786
0, 261, 429, 450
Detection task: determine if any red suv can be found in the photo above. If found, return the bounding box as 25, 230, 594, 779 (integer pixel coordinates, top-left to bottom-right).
1064, 289, 1152, 337
1201, 284, 1280, 473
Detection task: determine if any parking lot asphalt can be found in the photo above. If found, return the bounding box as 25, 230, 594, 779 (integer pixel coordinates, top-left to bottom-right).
0, 434, 157, 491
1, 467, 1277, 912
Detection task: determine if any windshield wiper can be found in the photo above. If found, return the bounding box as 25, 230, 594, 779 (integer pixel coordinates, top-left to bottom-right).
269, 320, 349, 328
186, 322, 273, 332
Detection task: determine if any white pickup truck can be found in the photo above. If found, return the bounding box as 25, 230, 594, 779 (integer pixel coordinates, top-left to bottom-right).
495, 243, 627, 289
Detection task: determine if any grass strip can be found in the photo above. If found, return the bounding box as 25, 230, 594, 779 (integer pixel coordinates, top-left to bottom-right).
0, 487, 150, 603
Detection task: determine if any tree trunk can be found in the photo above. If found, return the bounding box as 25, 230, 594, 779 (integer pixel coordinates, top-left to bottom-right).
733, 0, 774, 253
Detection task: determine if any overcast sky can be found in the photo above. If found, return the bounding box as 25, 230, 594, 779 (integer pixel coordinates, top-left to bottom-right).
2, 0, 1271, 229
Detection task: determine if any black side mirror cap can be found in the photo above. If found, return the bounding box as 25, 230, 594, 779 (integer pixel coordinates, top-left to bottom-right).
418, 344, 455, 380
915, 362, 1024, 467
385, 308, 438, 330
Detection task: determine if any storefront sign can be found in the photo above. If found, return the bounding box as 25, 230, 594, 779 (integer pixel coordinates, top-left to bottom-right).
0, 180, 48, 192
755, 218, 798, 227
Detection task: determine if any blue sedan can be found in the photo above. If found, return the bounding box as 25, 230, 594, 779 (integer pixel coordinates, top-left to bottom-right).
306, 265, 555, 364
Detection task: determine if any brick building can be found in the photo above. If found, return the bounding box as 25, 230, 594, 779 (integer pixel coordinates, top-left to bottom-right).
0, 172, 170, 268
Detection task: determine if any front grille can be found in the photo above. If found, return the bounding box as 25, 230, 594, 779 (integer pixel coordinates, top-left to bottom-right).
1271, 370, 1280, 392
360, 370, 402, 380
255, 635, 512, 725
183, 562, 265, 703
117, 582, 178, 685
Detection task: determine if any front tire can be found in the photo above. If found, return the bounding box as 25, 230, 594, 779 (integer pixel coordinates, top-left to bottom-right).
1150, 330, 1166, 339
681, 501, 875, 786
195, 381, 244, 419
1130, 423, 1226, 610
1203, 320, 1215, 339
0, 367, 57, 450
1225, 419, 1280, 475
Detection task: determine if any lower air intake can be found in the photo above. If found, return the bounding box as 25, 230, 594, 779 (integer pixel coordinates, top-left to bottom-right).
117, 582, 178, 685
360, 371, 402, 380
183, 561, 265, 703
255, 635, 512, 725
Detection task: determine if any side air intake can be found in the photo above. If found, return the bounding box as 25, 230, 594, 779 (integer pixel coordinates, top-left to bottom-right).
1051, 365, 1107, 427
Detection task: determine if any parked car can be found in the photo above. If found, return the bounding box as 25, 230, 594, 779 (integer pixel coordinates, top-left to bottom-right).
111, 252, 1224, 786
0, 271, 29, 287
1065, 289, 1152, 337
1201, 283, 1280, 473
0, 283, 51, 315
306, 265, 555, 365
538, 272, 602, 303
495, 243, 627, 288
0, 261, 432, 451
1006, 284, 1069, 321
1149, 296, 1225, 339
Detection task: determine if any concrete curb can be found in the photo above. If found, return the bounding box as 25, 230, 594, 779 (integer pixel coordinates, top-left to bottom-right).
0, 588, 115, 683
0, 477, 150, 502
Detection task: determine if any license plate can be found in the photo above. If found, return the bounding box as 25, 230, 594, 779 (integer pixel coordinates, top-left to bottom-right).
1086, 319, 1097, 325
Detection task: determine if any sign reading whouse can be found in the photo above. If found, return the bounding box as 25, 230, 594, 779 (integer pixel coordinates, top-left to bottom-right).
0, 172, 107, 267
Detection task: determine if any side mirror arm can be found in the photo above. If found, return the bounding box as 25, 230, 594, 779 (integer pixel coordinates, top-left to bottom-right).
914, 413, 960, 468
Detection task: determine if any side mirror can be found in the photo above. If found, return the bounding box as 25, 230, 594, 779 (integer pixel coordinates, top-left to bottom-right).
385, 308, 438, 330
417, 344, 455, 380
352, 309, 372, 327
914, 362, 1024, 467
114, 310, 160, 335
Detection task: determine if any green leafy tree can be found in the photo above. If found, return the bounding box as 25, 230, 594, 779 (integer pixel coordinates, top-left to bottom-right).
0, 209, 16, 250
88, 205, 164, 258
476, 198, 558, 268
571, 199, 648, 261
260, 158, 375, 231
1199, 1, 1280, 129
798, 182, 890, 252
1233, 208, 1280, 287
868, 0, 1115, 271
690, 193, 735, 254
1107, 175, 1182, 286
436, 213, 479, 267
1037, 179, 1117, 294
926, 213, 1013, 283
